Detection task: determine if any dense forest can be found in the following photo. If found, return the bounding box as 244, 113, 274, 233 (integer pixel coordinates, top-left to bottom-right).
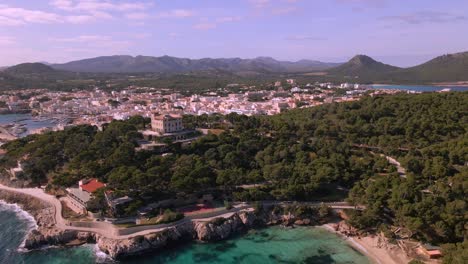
1, 92, 466, 261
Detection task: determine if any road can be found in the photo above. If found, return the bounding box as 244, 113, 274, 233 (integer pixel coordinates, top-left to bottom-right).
352, 144, 408, 178
0, 184, 361, 239
383, 155, 407, 178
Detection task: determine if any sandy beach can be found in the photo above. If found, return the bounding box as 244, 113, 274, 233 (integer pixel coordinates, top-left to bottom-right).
322, 223, 411, 264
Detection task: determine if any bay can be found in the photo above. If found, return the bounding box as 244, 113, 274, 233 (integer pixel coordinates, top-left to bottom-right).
0, 114, 57, 137
370, 84, 468, 92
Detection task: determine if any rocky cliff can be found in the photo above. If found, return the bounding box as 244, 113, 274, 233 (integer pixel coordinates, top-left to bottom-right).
96, 211, 258, 259
4, 191, 328, 260
94, 208, 323, 259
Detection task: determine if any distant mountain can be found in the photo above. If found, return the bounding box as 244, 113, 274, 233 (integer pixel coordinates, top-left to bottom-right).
326, 55, 401, 78
51, 55, 340, 73
4, 63, 58, 75
326, 52, 468, 83
396, 51, 468, 82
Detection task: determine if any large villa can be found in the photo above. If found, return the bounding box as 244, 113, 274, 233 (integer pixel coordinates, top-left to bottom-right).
66, 178, 105, 214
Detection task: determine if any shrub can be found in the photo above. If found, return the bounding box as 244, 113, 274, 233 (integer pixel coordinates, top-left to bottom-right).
253, 201, 263, 214
224, 200, 233, 210
158, 209, 184, 224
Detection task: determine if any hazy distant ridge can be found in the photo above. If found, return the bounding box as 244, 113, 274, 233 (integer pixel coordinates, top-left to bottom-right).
50, 55, 341, 73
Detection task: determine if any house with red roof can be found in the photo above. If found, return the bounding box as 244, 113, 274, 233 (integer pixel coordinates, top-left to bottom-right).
79, 178, 106, 193
66, 178, 106, 214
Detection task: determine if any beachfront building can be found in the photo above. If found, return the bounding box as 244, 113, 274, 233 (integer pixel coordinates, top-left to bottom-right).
66, 178, 105, 214
105, 190, 134, 217
420, 244, 443, 259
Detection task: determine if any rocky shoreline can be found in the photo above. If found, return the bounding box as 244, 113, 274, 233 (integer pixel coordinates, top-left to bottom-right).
0, 189, 340, 260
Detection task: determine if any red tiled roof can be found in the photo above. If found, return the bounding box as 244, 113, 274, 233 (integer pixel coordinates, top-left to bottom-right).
80, 178, 105, 193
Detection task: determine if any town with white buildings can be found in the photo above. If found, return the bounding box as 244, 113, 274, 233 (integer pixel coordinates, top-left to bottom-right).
0, 80, 409, 140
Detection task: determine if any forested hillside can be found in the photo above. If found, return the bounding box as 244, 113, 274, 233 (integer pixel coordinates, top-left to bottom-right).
1, 92, 466, 261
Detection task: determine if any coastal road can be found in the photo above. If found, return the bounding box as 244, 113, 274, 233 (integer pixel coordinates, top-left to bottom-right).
0, 184, 361, 240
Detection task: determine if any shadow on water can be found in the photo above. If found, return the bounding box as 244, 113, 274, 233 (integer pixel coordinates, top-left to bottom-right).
232, 253, 262, 262
302, 254, 336, 264
192, 252, 220, 262
268, 254, 297, 264
213, 241, 237, 252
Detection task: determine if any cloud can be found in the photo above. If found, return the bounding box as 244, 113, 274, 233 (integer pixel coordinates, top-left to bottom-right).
380, 11, 466, 24
0, 15, 24, 26
0, 3, 116, 26
50, 0, 149, 12
285, 35, 325, 41
0, 4, 61, 24
51, 35, 112, 43
249, 0, 271, 8
192, 16, 242, 31
193, 23, 217, 30
271, 6, 297, 15
157, 9, 194, 18
66, 15, 95, 24
216, 16, 242, 23
0, 36, 16, 46
49, 0, 151, 22
248, 0, 298, 16
335, 0, 386, 11
125, 12, 149, 20
335, 0, 385, 6
50, 0, 74, 10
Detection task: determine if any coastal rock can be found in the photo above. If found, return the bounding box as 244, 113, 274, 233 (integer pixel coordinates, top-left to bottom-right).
77, 232, 96, 243
97, 235, 152, 259
24, 228, 79, 249
294, 220, 304, 225
194, 212, 258, 242
96, 222, 195, 259
238, 211, 256, 226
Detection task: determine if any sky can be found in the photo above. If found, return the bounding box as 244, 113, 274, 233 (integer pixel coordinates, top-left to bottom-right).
0, 0, 467, 67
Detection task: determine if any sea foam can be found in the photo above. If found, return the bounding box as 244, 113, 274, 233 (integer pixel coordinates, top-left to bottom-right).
0, 200, 38, 251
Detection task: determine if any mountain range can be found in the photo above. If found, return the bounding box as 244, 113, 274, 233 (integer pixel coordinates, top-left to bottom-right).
49, 55, 341, 74
2, 51, 468, 85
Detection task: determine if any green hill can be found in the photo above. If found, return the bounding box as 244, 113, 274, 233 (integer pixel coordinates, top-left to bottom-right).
326, 55, 400, 79
325, 51, 468, 83
4, 63, 58, 75
394, 51, 468, 82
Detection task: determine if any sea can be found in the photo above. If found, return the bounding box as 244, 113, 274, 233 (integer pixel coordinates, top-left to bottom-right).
370, 84, 468, 92
0, 114, 57, 137
0, 201, 370, 264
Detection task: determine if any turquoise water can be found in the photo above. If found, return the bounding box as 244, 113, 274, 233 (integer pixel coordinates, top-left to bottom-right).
122, 227, 370, 264
0, 202, 369, 264
370, 84, 468, 92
